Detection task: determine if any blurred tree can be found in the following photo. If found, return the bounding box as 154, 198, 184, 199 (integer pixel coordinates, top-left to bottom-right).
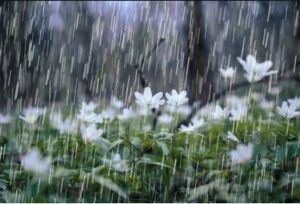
184, 1, 300, 105
184, 1, 215, 104
1, 1, 300, 111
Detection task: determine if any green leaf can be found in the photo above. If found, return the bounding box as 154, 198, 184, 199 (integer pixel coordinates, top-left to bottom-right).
95, 137, 112, 151
1, 191, 26, 203
153, 132, 174, 140
92, 175, 127, 199
53, 167, 78, 178
129, 137, 142, 150
156, 141, 170, 156
109, 139, 124, 151
0, 178, 7, 190
137, 157, 173, 169
275, 142, 299, 163
187, 179, 226, 202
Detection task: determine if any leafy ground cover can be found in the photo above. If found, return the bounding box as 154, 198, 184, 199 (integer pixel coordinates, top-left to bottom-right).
0, 55, 300, 203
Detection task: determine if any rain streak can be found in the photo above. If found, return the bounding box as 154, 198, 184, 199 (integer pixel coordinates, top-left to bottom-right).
0, 1, 300, 203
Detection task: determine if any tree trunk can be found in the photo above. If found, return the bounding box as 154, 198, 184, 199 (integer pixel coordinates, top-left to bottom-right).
184, 1, 215, 104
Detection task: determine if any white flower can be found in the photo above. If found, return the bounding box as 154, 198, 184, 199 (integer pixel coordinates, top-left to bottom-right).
19, 107, 45, 124
237, 55, 278, 82
77, 101, 102, 123
21, 148, 51, 174
50, 112, 77, 134
110, 96, 124, 109
58, 118, 77, 134
80, 123, 104, 142
0, 114, 12, 124
100, 108, 117, 120
219, 67, 236, 79
179, 123, 196, 133
179, 118, 205, 132
81, 101, 97, 113
118, 107, 136, 120
142, 125, 152, 132
111, 153, 130, 172
134, 87, 165, 109
212, 105, 230, 120
165, 90, 189, 107
93, 114, 105, 123
226, 131, 240, 142
158, 114, 173, 124
229, 143, 253, 165
288, 97, 300, 109
191, 117, 206, 129
276, 101, 300, 119
230, 105, 248, 121
77, 111, 98, 123
259, 99, 274, 110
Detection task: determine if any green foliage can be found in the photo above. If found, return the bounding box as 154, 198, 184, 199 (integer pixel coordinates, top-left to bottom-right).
0, 103, 300, 203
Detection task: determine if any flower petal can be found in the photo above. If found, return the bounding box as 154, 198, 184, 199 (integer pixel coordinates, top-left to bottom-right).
144, 87, 152, 98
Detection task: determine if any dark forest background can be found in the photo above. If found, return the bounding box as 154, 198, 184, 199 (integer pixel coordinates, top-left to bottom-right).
0, 1, 300, 112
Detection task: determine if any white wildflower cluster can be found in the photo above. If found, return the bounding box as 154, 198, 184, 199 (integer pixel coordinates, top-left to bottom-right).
276, 97, 300, 119
165, 90, 189, 107
14, 71, 300, 172
134, 87, 165, 109
177, 102, 248, 134
75, 97, 126, 142
219, 67, 236, 79
134, 87, 189, 110
80, 123, 105, 143
118, 107, 136, 121
211, 105, 230, 120
288, 97, 300, 109
111, 154, 130, 172
21, 148, 51, 174
226, 92, 275, 111
77, 101, 100, 123
201, 103, 248, 122
50, 112, 77, 134
134, 87, 190, 127
110, 96, 125, 109
229, 143, 253, 165
229, 104, 248, 121
237, 55, 278, 83
179, 117, 206, 133
19, 107, 45, 124
74, 101, 104, 142
220, 55, 278, 83
130, 87, 248, 133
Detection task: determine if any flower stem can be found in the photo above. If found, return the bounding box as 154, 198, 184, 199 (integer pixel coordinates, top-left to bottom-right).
142, 107, 149, 139
248, 83, 253, 103
286, 119, 290, 136
173, 105, 179, 132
